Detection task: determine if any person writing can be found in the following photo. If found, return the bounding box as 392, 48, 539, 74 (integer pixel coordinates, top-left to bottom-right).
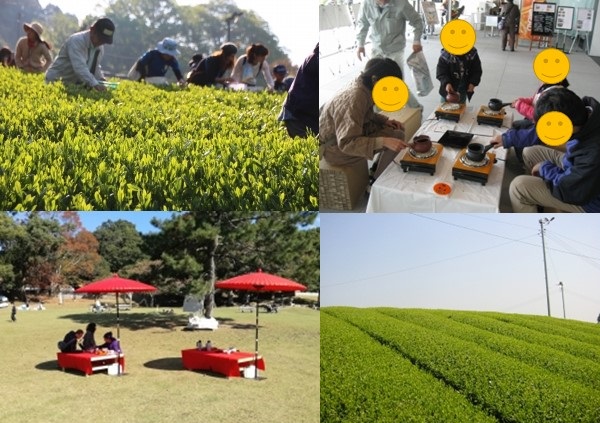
187, 42, 237, 87
319, 58, 408, 182
59, 329, 84, 353
97, 332, 121, 353
14, 22, 52, 73
45, 17, 115, 91
127, 37, 186, 86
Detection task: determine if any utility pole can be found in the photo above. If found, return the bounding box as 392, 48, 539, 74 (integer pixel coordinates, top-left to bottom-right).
539, 218, 554, 317
558, 282, 566, 319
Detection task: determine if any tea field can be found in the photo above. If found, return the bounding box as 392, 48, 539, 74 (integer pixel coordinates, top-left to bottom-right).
322, 307, 600, 423
0, 68, 317, 210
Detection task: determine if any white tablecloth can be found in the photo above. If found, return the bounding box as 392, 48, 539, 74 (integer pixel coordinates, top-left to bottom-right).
366, 107, 512, 213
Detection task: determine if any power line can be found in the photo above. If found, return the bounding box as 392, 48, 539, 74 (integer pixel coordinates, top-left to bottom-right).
413, 214, 600, 262
322, 235, 537, 288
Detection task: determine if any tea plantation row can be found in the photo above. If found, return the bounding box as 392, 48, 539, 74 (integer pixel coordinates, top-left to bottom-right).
322, 307, 600, 422
0, 69, 317, 210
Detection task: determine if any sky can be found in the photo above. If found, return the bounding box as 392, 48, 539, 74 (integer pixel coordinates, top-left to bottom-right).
77, 211, 179, 233
37, 0, 318, 65
321, 214, 600, 323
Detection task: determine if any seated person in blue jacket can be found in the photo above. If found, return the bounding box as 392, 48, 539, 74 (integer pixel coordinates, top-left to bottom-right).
128, 37, 186, 85
97, 331, 121, 353
59, 329, 84, 352
491, 87, 600, 212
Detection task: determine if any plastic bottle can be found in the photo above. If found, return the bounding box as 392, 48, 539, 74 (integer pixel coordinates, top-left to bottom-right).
196, 340, 202, 350
206, 340, 212, 351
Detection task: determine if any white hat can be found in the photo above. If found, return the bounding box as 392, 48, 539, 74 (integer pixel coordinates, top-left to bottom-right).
157, 38, 180, 57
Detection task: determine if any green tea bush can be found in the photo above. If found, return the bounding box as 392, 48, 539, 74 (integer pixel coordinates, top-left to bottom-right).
0, 68, 317, 210
323, 307, 600, 423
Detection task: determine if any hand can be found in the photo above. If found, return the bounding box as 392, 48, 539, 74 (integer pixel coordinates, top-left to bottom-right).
446, 83, 455, 94
177, 80, 188, 88
531, 162, 542, 177
93, 84, 107, 92
385, 119, 404, 130
467, 83, 475, 93
382, 137, 408, 152
511, 100, 517, 108
490, 134, 504, 148
357, 47, 366, 61
413, 44, 423, 53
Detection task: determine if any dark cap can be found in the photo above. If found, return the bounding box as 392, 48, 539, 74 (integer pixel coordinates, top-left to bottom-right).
92, 18, 115, 45
273, 64, 287, 75
220, 42, 238, 55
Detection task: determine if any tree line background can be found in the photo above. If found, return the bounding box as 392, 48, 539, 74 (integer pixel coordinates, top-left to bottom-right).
1, 0, 295, 78
0, 212, 319, 308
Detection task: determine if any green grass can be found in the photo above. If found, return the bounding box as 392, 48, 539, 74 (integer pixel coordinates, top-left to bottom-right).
0, 299, 319, 423
322, 307, 600, 423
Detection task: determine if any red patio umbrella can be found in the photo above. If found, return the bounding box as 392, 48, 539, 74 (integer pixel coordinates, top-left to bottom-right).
215, 269, 307, 379
75, 274, 157, 339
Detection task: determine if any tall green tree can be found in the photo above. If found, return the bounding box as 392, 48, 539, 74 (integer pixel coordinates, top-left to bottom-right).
10, 213, 64, 297
94, 219, 148, 273
0, 213, 26, 296
146, 212, 319, 317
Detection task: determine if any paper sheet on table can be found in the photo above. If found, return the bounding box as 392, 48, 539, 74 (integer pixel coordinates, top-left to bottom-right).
470, 126, 495, 136
434, 122, 456, 133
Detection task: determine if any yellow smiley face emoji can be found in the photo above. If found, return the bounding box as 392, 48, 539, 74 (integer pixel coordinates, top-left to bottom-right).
372, 76, 409, 112
440, 20, 476, 56
533, 48, 570, 84
536, 111, 573, 146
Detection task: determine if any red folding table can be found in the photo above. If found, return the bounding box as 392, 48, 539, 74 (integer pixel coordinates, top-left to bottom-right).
181, 349, 265, 378
56, 352, 125, 376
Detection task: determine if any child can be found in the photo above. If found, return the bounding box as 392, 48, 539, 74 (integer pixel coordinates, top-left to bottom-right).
508, 88, 600, 212
97, 332, 121, 353
436, 47, 482, 104
11, 303, 16, 322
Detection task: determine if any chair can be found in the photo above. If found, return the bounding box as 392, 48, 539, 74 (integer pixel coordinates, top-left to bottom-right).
319, 158, 369, 211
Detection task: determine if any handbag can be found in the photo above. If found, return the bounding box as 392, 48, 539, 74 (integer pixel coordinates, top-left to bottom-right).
497, 17, 505, 30
406, 51, 434, 97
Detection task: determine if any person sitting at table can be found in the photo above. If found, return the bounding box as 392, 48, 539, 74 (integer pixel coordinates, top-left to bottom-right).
97, 331, 121, 353
510, 78, 570, 130
319, 57, 408, 182
81, 322, 97, 352
59, 329, 84, 352
502, 88, 600, 212
436, 46, 482, 104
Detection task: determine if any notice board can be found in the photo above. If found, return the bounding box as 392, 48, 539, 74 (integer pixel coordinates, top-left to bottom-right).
422, 1, 439, 25
531, 2, 556, 36
555, 6, 574, 31
576, 8, 594, 32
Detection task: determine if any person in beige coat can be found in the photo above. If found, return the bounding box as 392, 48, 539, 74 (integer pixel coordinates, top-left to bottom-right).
15, 22, 52, 73
319, 58, 408, 180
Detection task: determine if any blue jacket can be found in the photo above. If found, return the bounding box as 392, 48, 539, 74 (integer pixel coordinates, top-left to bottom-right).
136, 49, 183, 80
505, 97, 600, 212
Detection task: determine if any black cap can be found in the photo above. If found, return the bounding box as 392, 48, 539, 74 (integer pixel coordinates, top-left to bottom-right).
220, 42, 238, 55
92, 18, 115, 45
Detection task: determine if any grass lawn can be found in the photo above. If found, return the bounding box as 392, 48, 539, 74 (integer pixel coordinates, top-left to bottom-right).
0, 299, 319, 423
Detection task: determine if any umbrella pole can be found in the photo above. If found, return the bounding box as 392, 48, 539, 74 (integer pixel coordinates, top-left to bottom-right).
255, 293, 259, 379
116, 293, 121, 376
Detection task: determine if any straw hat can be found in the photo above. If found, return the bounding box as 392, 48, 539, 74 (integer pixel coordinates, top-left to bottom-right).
23, 22, 44, 41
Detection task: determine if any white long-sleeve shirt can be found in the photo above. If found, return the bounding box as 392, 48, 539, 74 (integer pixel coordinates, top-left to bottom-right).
45, 30, 105, 87
231, 54, 274, 89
